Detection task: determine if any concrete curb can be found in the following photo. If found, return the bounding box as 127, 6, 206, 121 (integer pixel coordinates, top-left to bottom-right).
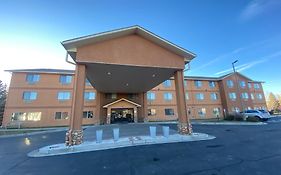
28, 133, 215, 157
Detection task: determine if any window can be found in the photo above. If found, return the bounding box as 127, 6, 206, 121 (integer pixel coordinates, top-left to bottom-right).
248, 83, 252, 88
232, 107, 240, 112
185, 92, 189, 100
209, 81, 216, 88
198, 108, 206, 117
11, 112, 41, 121
57, 91, 71, 100
251, 93, 255, 100
241, 92, 249, 100
256, 93, 263, 100
106, 93, 117, 99
84, 92, 95, 100
184, 80, 187, 87
60, 75, 72, 84
85, 79, 92, 86
226, 80, 234, 88
254, 83, 260, 89
148, 109, 156, 116
128, 94, 136, 99
228, 92, 236, 100
194, 80, 202, 88
83, 111, 93, 118
240, 81, 246, 88
164, 92, 173, 101
147, 92, 156, 101
195, 93, 204, 101
26, 74, 40, 84
213, 108, 220, 117
210, 93, 218, 101
165, 108, 174, 116
55, 112, 69, 120
23, 91, 37, 101
163, 80, 172, 88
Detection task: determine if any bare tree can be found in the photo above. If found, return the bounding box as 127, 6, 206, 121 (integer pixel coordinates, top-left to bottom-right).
0, 80, 7, 125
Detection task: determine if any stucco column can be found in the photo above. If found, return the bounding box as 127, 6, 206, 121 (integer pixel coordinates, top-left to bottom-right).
65, 64, 86, 146
174, 70, 192, 134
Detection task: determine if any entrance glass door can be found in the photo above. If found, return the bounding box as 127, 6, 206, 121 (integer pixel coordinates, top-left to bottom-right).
111, 108, 134, 123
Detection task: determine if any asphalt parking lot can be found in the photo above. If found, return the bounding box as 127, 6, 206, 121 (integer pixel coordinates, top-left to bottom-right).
1, 118, 281, 175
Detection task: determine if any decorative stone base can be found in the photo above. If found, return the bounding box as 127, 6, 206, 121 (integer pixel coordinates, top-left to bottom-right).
178, 122, 192, 135
65, 129, 83, 146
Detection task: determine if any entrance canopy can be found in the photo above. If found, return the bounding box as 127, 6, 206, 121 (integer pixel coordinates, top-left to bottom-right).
62, 25, 196, 93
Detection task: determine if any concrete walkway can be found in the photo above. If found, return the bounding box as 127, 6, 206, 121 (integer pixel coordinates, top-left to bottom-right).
28, 123, 215, 157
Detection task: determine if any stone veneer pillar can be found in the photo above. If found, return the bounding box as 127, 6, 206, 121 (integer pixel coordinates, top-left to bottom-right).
174, 70, 192, 134
65, 64, 86, 146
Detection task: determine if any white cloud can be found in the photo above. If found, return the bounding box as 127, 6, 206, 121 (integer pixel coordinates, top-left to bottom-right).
240, 0, 281, 20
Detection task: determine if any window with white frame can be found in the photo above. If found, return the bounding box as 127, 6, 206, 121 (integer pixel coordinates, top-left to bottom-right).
198, 108, 206, 117
184, 80, 188, 87
147, 92, 156, 101
23, 91, 37, 101
57, 91, 71, 100
213, 108, 220, 117
226, 80, 234, 88
254, 83, 260, 89
55, 112, 69, 120
148, 109, 156, 116
241, 92, 249, 100
251, 93, 255, 100
11, 112, 41, 121
209, 81, 216, 88
194, 80, 202, 88
248, 83, 252, 88
196, 93, 204, 101
256, 93, 263, 100
84, 92, 95, 100
210, 93, 218, 101
232, 107, 240, 112
185, 92, 189, 100
239, 81, 246, 88
59, 75, 72, 84
163, 80, 172, 88
228, 92, 236, 100
26, 74, 40, 84
164, 92, 173, 101
83, 111, 93, 118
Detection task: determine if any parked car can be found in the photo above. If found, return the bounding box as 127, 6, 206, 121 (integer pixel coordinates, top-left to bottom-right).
242, 109, 271, 121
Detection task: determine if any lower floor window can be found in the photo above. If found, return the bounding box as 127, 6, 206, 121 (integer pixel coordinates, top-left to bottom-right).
198, 108, 206, 117
55, 112, 69, 120
165, 108, 174, 116
213, 108, 220, 117
11, 112, 41, 121
83, 111, 93, 118
148, 109, 156, 116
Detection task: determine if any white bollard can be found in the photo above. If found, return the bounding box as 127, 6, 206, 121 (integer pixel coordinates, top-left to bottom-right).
162, 126, 169, 138
149, 126, 157, 138
113, 128, 120, 142
96, 129, 103, 143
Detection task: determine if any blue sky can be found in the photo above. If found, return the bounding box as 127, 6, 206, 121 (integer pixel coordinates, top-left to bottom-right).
0, 0, 281, 95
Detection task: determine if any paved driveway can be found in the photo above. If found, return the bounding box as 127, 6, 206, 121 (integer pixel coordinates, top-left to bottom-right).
1, 122, 281, 175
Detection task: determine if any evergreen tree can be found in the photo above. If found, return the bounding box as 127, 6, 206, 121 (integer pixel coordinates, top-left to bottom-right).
0, 80, 7, 125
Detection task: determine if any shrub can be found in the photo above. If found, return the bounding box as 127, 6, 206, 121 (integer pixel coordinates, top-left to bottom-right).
234, 113, 244, 121
224, 114, 234, 121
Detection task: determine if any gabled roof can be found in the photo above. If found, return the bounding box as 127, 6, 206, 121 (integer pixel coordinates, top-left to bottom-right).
5, 68, 75, 74
103, 98, 141, 108
61, 25, 196, 62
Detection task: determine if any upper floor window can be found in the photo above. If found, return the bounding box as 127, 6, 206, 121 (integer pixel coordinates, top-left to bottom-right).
26, 74, 40, 84
164, 92, 173, 101
256, 93, 263, 100
57, 91, 71, 100
194, 80, 202, 88
210, 93, 218, 101
83, 111, 93, 118
85, 79, 92, 86
226, 80, 234, 88
60, 75, 72, 85
23, 91, 37, 101
163, 80, 172, 88
164, 108, 174, 116
248, 83, 252, 88
84, 92, 95, 100
228, 92, 236, 100
106, 93, 117, 99
184, 80, 188, 87
239, 81, 246, 88
148, 109, 156, 116
209, 81, 216, 88
195, 93, 204, 101
254, 83, 260, 89
147, 92, 156, 101
241, 92, 249, 100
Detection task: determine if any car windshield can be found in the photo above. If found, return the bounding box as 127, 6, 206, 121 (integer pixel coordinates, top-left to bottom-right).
258, 110, 267, 113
